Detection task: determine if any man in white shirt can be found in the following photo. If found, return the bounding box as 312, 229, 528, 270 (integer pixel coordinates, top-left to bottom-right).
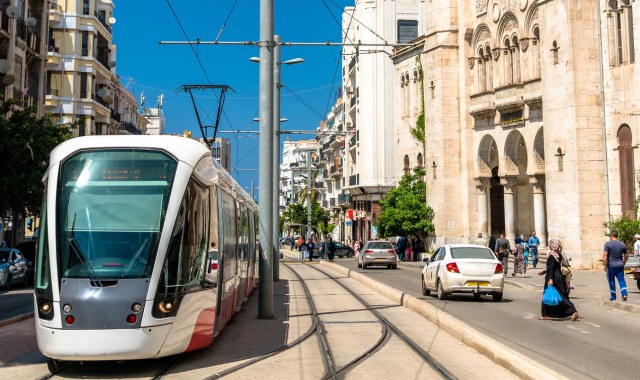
634, 234, 640, 259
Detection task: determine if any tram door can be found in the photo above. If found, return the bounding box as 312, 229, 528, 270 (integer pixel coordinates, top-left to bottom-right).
215, 189, 238, 333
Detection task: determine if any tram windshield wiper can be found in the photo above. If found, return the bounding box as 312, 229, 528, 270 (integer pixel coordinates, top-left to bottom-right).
67, 213, 103, 287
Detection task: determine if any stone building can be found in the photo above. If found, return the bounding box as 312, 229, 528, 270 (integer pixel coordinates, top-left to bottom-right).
390, 0, 639, 268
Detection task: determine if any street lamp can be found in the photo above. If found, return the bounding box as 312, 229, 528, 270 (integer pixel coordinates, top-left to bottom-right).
250, 35, 304, 281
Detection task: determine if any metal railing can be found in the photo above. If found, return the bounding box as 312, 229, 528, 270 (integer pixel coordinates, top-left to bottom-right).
94, 12, 112, 33
111, 111, 121, 122
120, 121, 142, 135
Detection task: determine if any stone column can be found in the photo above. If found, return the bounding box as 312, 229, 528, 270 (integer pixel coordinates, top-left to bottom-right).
501, 177, 518, 243
475, 177, 490, 239
530, 175, 547, 247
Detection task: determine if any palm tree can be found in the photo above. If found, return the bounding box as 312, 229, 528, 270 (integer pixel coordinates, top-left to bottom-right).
296, 173, 319, 205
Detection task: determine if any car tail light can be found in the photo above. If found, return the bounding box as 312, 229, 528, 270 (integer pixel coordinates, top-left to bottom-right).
211, 263, 218, 270
495, 263, 503, 274
65, 315, 75, 325
127, 314, 137, 324
446, 262, 460, 273
365, 249, 373, 253
387, 250, 395, 253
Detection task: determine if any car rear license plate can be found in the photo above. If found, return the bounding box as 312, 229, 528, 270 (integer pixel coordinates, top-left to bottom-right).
466, 281, 489, 287
375, 258, 386, 261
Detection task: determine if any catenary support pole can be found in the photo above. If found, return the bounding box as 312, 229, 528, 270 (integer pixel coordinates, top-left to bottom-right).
258, 0, 274, 319
273, 35, 281, 281
307, 152, 312, 240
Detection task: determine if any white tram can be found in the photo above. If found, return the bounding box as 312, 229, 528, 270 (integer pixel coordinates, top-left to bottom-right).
33, 136, 259, 360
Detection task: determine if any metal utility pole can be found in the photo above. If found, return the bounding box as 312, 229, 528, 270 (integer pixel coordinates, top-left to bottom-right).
273, 35, 281, 282
306, 151, 312, 240
258, 0, 274, 319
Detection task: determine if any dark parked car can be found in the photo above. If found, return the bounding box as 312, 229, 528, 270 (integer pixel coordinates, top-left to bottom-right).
16, 240, 36, 286
314, 241, 355, 259
0, 248, 29, 290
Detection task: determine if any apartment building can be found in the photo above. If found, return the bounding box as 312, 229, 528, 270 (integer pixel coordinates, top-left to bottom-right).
0, 0, 48, 115
280, 139, 318, 213
341, 1, 425, 242
45, 0, 143, 135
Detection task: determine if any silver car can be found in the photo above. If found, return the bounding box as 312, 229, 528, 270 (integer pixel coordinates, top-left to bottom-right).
358, 240, 398, 269
421, 244, 504, 301
0, 248, 29, 290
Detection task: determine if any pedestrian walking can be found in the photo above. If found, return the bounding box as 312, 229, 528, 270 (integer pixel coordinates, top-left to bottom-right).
634, 234, 640, 259
538, 239, 579, 321
513, 237, 526, 277
410, 236, 420, 262
306, 238, 315, 262
474, 233, 488, 246
603, 230, 629, 301
397, 236, 407, 261
354, 240, 361, 257
327, 237, 336, 261
494, 233, 510, 277
528, 231, 540, 269
488, 235, 497, 253
519, 234, 530, 269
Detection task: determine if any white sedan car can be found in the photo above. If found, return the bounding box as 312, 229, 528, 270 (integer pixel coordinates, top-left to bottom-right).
421, 244, 504, 301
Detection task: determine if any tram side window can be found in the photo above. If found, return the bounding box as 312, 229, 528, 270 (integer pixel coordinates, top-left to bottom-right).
248, 208, 255, 270
35, 188, 52, 298
159, 180, 208, 295
218, 191, 237, 283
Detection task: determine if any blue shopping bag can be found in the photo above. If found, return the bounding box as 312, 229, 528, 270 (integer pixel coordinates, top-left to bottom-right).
542, 285, 562, 306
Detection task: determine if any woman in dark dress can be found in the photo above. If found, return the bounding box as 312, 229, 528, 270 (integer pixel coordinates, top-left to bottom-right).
538, 239, 579, 321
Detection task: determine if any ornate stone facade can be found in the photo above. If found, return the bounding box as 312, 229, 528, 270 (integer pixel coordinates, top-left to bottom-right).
391, 0, 640, 268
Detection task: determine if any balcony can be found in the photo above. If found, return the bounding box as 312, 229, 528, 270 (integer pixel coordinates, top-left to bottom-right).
0, 11, 9, 34
119, 121, 142, 135
94, 11, 112, 34
26, 30, 40, 55
349, 174, 359, 186
96, 48, 110, 70
110, 110, 121, 122
15, 18, 27, 42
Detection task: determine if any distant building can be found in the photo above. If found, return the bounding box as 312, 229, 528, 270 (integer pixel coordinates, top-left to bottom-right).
280, 139, 319, 212
142, 93, 165, 135
211, 137, 231, 171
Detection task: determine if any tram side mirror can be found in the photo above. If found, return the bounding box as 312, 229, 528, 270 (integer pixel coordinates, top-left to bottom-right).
423, 257, 430, 263
204, 250, 218, 287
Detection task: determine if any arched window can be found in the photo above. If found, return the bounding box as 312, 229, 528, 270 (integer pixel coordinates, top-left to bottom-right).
403, 155, 410, 175
477, 47, 486, 92
485, 45, 493, 90
404, 71, 411, 117
533, 27, 541, 78
504, 38, 513, 85
609, 1, 635, 66
618, 125, 636, 216
512, 36, 521, 83
400, 74, 406, 118
413, 68, 420, 115
417, 153, 423, 168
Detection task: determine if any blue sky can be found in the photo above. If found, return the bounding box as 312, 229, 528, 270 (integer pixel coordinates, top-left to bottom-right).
113, 0, 353, 193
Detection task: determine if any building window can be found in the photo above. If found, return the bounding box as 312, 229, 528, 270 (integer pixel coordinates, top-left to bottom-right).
81, 31, 89, 56
618, 125, 635, 216
80, 72, 87, 98
400, 74, 406, 118
533, 27, 541, 78
403, 155, 410, 175
477, 47, 486, 92
404, 72, 410, 117
82, 0, 90, 15
485, 45, 493, 90
397, 20, 418, 44
609, 1, 635, 66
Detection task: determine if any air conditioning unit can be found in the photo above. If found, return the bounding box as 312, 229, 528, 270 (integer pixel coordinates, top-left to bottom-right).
345, 86, 353, 93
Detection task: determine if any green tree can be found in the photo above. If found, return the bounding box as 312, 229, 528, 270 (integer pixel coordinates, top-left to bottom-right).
0, 99, 74, 244
410, 56, 425, 152
377, 167, 435, 247
604, 214, 640, 250
280, 201, 329, 237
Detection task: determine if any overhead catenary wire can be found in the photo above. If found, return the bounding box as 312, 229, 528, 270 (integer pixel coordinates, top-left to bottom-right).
282, 85, 327, 120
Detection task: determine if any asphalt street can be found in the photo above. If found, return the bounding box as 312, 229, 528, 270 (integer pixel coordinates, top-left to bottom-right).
334, 258, 640, 380
0, 288, 33, 322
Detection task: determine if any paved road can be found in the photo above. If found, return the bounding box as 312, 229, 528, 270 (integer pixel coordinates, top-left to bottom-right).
0, 288, 33, 321
334, 258, 640, 380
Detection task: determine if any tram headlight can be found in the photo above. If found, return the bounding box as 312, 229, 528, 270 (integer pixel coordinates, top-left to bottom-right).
132, 303, 142, 313
39, 302, 51, 314
62, 304, 72, 313
158, 300, 173, 313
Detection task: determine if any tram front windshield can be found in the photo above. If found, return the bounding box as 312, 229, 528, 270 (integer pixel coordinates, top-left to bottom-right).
56, 149, 177, 280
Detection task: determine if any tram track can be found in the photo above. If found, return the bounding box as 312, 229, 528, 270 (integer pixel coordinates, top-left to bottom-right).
285, 262, 457, 380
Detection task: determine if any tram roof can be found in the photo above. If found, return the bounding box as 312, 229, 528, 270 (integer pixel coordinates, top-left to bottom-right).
49, 135, 211, 168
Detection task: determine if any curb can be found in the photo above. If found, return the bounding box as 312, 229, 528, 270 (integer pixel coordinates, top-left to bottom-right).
0, 312, 34, 329
319, 261, 567, 380
598, 300, 640, 314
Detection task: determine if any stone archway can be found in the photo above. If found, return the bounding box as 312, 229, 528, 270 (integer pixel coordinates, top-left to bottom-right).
477, 135, 503, 237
